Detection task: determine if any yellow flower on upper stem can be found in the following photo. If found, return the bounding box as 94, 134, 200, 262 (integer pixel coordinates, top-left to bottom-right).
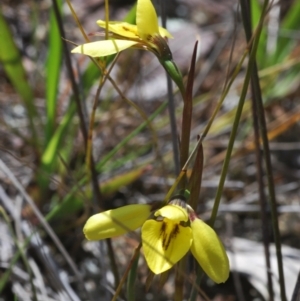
141, 199, 230, 283
71, 0, 173, 60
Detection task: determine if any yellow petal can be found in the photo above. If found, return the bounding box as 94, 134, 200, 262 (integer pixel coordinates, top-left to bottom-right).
83, 204, 151, 240
97, 21, 139, 39
71, 40, 138, 57
190, 218, 230, 283
154, 204, 188, 223
142, 219, 192, 274
136, 0, 159, 40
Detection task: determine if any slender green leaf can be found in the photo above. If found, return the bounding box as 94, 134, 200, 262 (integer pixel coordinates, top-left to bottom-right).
270, 1, 300, 64
0, 11, 37, 142
45, 0, 63, 143
251, 0, 267, 66
39, 100, 77, 190
127, 251, 140, 301
0, 12, 34, 109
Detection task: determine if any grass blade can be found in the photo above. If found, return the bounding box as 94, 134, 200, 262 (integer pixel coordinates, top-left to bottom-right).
0, 11, 38, 145
45, 0, 63, 144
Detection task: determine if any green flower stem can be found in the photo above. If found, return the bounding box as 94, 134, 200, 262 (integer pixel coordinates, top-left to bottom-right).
160, 59, 186, 99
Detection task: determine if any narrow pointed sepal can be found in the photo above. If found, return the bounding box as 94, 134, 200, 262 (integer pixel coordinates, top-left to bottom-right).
136, 0, 159, 40
83, 204, 151, 240
71, 40, 138, 57
190, 218, 230, 283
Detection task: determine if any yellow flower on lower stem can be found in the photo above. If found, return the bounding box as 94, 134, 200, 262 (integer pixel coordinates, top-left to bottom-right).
83, 199, 229, 283
141, 199, 230, 283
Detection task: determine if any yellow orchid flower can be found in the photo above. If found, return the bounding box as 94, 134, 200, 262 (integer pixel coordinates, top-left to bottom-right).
83, 199, 229, 283
71, 0, 173, 60
71, 0, 185, 95
141, 199, 230, 283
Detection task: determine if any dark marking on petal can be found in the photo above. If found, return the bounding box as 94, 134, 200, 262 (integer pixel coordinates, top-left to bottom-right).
160, 222, 180, 251
121, 26, 139, 37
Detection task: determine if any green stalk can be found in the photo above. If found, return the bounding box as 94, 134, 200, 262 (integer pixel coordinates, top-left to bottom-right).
240, 0, 274, 300
240, 0, 286, 298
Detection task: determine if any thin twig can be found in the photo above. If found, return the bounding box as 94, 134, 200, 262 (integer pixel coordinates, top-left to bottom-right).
51, 0, 103, 209
111, 244, 142, 301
